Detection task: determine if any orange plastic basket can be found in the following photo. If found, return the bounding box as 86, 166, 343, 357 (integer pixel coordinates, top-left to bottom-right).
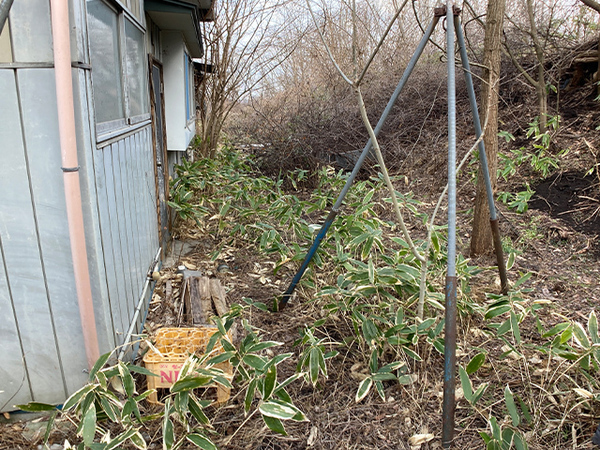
143, 327, 231, 404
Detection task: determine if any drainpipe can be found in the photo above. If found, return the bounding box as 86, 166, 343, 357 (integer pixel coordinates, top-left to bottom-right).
0, 0, 14, 34
50, 0, 100, 369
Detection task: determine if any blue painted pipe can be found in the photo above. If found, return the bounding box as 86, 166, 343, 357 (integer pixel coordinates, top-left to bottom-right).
276, 17, 440, 311
442, 3, 457, 448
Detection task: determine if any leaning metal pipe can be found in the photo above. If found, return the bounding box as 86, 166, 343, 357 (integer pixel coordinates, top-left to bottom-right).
276, 16, 440, 311
50, 0, 100, 370
454, 18, 509, 294
443, 3, 458, 449
117, 247, 162, 361
0, 0, 14, 34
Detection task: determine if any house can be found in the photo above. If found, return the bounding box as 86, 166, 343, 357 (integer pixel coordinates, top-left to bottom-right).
0, 0, 212, 410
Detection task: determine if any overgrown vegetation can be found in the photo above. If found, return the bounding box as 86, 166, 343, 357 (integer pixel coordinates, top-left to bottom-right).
22, 146, 600, 449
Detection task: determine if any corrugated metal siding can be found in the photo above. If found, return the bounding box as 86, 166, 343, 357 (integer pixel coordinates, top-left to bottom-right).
92, 126, 159, 348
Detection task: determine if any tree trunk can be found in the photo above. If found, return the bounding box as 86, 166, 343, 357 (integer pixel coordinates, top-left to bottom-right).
470, 0, 506, 256
526, 0, 547, 132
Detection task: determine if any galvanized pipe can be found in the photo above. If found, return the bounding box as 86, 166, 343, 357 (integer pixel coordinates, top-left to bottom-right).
276, 16, 440, 310
443, 2, 457, 448
117, 247, 162, 361
0, 0, 14, 34
454, 18, 509, 294
50, 0, 100, 370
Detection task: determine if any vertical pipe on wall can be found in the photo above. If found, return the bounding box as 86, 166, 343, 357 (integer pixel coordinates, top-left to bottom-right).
443, 2, 458, 448
50, 0, 100, 369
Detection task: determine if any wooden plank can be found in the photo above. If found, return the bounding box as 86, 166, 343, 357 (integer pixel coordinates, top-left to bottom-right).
209, 278, 229, 317
0, 237, 32, 411
187, 277, 212, 325
18, 69, 89, 395
0, 70, 66, 403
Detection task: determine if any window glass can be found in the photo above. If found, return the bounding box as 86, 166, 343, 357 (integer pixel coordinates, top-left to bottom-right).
125, 19, 148, 117
184, 53, 194, 121
87, 0, 124, 123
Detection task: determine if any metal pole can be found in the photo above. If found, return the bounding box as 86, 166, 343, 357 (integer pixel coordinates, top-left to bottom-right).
454, 18, 509, 294
443, 3, 457, 448
275, 17, 440, 311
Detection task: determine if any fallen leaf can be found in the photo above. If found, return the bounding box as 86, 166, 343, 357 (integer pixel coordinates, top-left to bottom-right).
408, 433, 434, 446
307, 426, 318, 446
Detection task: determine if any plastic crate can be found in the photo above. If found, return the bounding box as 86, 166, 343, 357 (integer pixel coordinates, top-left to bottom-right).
143, 327, 231, 404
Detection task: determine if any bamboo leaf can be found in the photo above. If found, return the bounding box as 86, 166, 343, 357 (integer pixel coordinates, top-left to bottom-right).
355, 377, 373, 403
466, 353, 486, 375
171, 376, 212, 393
504, 385, 520, 426
510, 310, 521, 345
63, 384, 96, 411
81, 402, 97, 447
89, 352, 112, 381
459, 367, 472, 402
589, 311, 599, 344
187, 434, 217, 450
263, 364, 277, 400
16, 402, 56, 412
130, 431, 147, 450
262, 415, 287, 435
259, 401, 297, 420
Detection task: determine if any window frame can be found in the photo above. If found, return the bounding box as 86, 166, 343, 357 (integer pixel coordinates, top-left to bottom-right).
87, 0, 151, 142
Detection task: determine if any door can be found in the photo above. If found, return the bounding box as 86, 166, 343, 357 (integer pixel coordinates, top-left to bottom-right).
150, 59, 170, 250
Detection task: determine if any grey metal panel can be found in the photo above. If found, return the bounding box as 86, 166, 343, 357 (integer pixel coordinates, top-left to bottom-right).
112, 139, 137, 313
124, 135, 143, 299
93, 145, 127, 343
0, 237, 32, 411
17, 69, 89, 394
0, 70, 66, 404
9, 0, 53, 63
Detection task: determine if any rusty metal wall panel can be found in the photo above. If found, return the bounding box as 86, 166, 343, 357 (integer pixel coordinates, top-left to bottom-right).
0, 69, 67, 405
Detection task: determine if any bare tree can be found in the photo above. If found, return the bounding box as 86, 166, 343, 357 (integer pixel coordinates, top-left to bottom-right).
196, 0, 302, 157
470, 0, 506, 256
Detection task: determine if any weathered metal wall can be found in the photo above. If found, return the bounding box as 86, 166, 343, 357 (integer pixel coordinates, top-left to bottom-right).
0, 68, 90, 409
0, 0, 160, 411
92, 125, 159, 350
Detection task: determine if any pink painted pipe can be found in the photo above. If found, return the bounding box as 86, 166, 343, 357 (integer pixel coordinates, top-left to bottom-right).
50, 0, 100, 369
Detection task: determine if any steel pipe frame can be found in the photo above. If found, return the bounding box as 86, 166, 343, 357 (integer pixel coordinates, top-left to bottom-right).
442, 2, 458, 447
276, 7, 510, 448
276, 16, 440, 311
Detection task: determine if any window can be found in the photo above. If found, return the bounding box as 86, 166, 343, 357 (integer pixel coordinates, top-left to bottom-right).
184, 52, 195, 122
87, 0, 150, 136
